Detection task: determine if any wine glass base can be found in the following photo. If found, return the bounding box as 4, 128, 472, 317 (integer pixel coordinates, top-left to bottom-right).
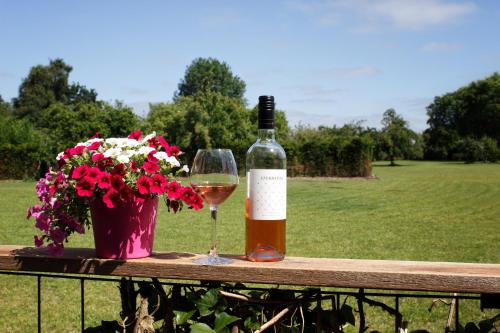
193, 255, 233, 266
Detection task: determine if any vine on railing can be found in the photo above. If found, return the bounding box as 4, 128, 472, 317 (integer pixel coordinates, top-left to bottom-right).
83, 278, 500, 333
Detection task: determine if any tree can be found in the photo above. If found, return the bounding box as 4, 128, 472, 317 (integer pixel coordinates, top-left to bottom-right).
174, 58, 246, 102
13, 58, 97, 123
146, 91, 253, 167
0, 95, 12, 118
424, 73, 500, 160
381, 109, 412, 166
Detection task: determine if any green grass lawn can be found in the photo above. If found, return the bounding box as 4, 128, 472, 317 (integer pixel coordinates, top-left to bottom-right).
1, 161, 499, 332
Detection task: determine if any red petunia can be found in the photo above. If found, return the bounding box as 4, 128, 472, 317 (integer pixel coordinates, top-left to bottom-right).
180, 187, 196, 204
102, 189, 120, 208
96, 172, 112, 189
169, 200, 180, 213
91, 153, 105, 162
86, 167, 101, 180
149, 174, 167, 194
87, 141, 101, 151
72, 165, 89, 179
128, 130, 142, 140
158, 135, 169, 152
89, 132, 100, 139
148, 137, 159, 148
190, 195, 204, 211
112, 163, 126, 176
136, 175, 150, 195
143, 161, 160, 174
147, 151, 158, 163
165, 181, 182, 200
110, 174, 125, 191
75, 176, 96, 197
130, 161, 139, 172
168, 145, 181, 157
69, 145, 86, 156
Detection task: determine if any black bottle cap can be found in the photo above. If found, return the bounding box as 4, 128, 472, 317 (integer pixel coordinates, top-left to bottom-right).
258, 95, 275, 129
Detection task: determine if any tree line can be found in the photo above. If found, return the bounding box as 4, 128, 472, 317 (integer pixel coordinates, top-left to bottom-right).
0, 58, 498, 179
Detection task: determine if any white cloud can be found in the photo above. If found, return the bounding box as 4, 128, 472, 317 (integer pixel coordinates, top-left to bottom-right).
420, 41, 462, 52
287, 0, 477, 31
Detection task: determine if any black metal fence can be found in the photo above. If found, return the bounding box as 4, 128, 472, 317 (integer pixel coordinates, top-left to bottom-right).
0, 270, 497, 333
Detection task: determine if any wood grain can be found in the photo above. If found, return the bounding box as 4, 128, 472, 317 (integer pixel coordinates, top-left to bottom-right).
0, 245, 499, 293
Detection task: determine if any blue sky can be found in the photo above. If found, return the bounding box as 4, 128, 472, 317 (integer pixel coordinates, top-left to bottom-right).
1, 1, 499, 131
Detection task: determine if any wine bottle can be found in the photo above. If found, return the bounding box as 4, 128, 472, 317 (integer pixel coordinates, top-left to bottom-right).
245, 95, 287, 262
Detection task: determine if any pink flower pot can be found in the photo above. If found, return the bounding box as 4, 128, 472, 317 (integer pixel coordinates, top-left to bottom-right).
90, 196, 158, 259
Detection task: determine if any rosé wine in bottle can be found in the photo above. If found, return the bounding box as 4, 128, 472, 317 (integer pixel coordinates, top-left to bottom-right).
245, 96, 287, 262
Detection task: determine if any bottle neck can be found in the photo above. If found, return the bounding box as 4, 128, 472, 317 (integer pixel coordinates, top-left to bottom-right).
257, 128, 275, 141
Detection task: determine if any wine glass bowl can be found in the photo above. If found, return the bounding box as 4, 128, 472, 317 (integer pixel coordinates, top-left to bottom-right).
190, 149, 239, 265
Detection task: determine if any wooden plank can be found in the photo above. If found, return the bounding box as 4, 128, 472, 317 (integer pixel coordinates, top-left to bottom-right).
0, 245, 499, 293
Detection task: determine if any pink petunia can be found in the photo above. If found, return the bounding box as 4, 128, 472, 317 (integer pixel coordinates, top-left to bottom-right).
34, 236, 44, 247
49, 228, 66, 244
47, 243, 63, 256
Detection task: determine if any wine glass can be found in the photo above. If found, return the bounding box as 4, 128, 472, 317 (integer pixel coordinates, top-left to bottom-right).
190, 149, 239, 265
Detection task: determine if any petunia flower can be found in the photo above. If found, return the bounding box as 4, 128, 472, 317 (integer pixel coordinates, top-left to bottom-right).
136, 175, 150, 195
150, 174, 167, 194
143, 161, 160, 174
72, 165, 89, 179
75, 176, 96, 197
165, 181, 182, 200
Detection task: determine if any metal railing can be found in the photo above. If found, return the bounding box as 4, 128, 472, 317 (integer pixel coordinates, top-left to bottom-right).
1, 270, 495, 333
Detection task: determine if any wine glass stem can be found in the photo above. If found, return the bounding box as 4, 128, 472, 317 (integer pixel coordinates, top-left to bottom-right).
209, 206, 218, 257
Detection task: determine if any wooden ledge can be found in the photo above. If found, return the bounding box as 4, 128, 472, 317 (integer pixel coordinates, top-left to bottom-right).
0, 245, 499, 293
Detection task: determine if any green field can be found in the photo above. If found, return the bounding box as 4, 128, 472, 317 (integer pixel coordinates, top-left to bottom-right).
1, 161, 499, 332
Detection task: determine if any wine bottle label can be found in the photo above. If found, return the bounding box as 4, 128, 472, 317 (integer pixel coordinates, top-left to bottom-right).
248, 169, 286, 220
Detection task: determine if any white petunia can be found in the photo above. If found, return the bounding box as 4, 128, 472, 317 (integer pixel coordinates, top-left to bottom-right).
117, 154, 130, 164
137, 146, 156, 155
56, 152, 65, 161
166, 156, 180, 167
140, 132, 156, 143
153, 151, 169, 161
103, 147, 122, 158
182, 165, 189, 173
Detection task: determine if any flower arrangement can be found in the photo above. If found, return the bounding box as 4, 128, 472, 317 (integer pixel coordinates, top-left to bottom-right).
27, 131, 203, 255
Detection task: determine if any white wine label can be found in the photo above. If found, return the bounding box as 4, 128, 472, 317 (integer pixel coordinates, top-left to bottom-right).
248, 169, 286, 220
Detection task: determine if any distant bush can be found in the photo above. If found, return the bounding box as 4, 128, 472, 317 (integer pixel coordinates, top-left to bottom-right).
453, 136, 499, 163
0, 117, 48, 179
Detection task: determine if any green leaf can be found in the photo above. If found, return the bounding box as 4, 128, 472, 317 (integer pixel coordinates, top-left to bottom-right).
195, 288, 221, 317
190, 323, 216, 333
174, 310, 196, 325
214, 312, 240, 332
244, 316, 260, 330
